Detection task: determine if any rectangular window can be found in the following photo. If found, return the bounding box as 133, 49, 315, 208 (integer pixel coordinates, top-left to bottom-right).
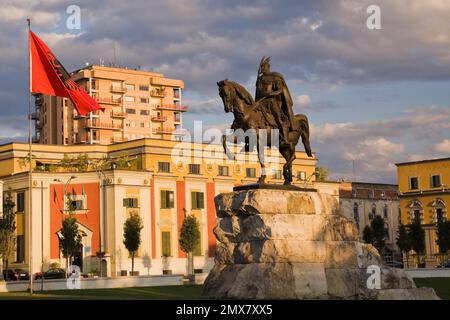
125, 84, 135, 91
189, 164, 201, 175
161, 232, 171, 257
140, 109, 150, 115
246, 168, 256, 178
191, 192, 205, 210
139, 85, 149, 91
140, 122, 145, 128
16, 192, 25, 212
431, 175, 441, 188
272, 169, 282, 180
126, 108, 136, 114
161, 190, 174, 209
140, 97, 149, 104
218, 166, 229, 176
123, 198, 139, 208
158, 161, 170, 173
410, 177, 419, 190
69, 199, 84, 211
16, 235, 25, 263
174, 112, 180, 122
297, 171, 307, 181
124, 96, 135, 102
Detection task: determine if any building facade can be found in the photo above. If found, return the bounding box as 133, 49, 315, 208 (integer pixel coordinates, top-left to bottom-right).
396, 158, 450, 267
0, 139, 316, 277
339, 182, 400, 260
33, 65, 187, 145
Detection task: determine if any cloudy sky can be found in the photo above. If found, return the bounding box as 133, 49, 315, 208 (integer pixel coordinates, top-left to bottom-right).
1, 0, 450, 183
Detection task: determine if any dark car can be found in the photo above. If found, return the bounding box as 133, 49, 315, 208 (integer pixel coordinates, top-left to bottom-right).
2, 269, 29, 281
436, 260, 450, 268
35, 268, 66, 280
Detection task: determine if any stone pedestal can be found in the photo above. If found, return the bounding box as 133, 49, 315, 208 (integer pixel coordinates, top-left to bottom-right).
202, 189, 439, 300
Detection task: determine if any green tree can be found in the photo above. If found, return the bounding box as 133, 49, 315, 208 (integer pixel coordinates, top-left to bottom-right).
59, 217, 85, 275
0, 191, 16, 281
179, 215, 200, 280
315, 166, 330, 182
409, 221, 425, 267
362, 225, 374, 245
396, 224, 412, 268
436, 221, 450, 264
370, 215, 387, 254
123, 213, 143, 275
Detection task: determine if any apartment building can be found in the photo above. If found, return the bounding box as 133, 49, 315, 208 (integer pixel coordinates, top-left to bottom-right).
33, 65, 187, 145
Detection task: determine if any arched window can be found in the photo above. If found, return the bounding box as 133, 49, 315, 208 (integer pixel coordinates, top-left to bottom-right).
432, 199, 446, 224
353, 203, 359, 224
383, 204, 388, 219
408, 200, 423, 224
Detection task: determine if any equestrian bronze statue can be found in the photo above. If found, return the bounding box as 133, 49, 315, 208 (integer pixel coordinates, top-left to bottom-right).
218, 57, 312, 186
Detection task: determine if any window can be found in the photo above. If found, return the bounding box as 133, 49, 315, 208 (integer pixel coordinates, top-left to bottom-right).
140, 97, 149, 104
189, 164, 201, 175
125, 84, 135, 91
297, 171, 306, 181
139, 85, 149, 91
161, 190, 174, 209
410, 177, 419, 190
174, 112, 180, 122
124, 96, 135, 103
161, 232, 171, 257
191, 192, 204, 210
126, 108, 136, 114
16, 192, 25, 212
272, 170, 282, 180
140, 122, 145, 128
140, 109, 150, 115
69, 199, 84, 211
158, 161, 170, 173
218, 166, 229, 176
431, 175, 441, 188
414, 210, 421, 224
437, 208, 445, 223
383, 204, 388, 219
353, 203, 359, 223
370, 204, 376, 220
246, 168, 256, 178
123, 198, 139, 208
16, 235, 25, 262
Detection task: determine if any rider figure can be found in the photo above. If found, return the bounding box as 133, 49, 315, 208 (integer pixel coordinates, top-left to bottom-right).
255, 56, 295, 144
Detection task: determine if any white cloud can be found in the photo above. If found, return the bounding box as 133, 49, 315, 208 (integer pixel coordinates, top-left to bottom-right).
295, 95, 311, 106
434, 139, 450, 153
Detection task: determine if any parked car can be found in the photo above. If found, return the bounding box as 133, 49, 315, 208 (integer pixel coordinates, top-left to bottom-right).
35, 268, 66, 280
436, 260, 450, 268
2, 269, 29, 281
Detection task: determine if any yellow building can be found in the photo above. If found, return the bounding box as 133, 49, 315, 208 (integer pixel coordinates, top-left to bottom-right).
33, 65, 187, 145
0, 138, 316, 277
396, 157, 450, 267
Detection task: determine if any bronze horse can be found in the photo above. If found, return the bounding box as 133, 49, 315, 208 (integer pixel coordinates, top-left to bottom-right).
217, 79, 312, 185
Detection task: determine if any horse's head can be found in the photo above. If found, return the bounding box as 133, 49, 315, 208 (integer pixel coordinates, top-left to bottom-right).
217, 79, 233, 113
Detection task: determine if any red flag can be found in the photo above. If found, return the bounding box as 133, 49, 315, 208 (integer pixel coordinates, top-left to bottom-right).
29, 30, 104, 115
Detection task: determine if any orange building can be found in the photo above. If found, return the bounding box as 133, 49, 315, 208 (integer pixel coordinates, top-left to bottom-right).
33, 65, 187, 145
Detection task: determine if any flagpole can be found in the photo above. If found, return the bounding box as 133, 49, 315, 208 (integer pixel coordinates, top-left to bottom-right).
27, 18, 34, 295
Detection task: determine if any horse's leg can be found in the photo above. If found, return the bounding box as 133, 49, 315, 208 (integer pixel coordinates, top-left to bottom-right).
222, 134, 236, 160
281, 144, 296, 185
257, 133, 266, 184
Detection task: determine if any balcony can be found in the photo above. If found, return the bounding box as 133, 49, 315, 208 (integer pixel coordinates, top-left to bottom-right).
151, 115, 167, 122
111, 111, 127, 118
86, 120, 123, 130
157, 104, 188, 112
30, 112, 39, 120
110, 85, 127, 93
153, 127, 187, 135
110, 136, 129, 144
95, 97, 122, 105
151, 89, 166, 98
35, 95, 43, 106
36, 121, 43, 130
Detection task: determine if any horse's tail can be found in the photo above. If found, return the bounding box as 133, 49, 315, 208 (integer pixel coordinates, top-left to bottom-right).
222, 134, 236, 160
295, 114, 312, 157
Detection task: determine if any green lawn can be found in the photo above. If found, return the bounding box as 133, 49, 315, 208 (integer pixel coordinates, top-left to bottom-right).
414, 278, 450, 300
0, 285, 204, 300
0, 279, 448, 300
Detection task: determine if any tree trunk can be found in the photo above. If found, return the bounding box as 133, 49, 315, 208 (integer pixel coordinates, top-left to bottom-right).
131, 252, 135, 275
5, 258, 8, 281
0, 257, 3, 281
188, 252, 194, 283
